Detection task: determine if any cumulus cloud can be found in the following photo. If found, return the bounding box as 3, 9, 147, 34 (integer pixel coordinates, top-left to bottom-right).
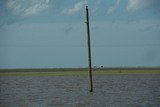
6, 0, 50, 17
106, 0, 160, 14
126, 0, 160, 12
61, 1, 87, 15
127, 0, 147, 12
107, 0, 121, 14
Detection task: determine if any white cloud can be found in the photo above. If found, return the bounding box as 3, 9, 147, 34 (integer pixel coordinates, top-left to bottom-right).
126, 0, 160, 12
61, 1, 87, 15
107, 0, 121, 14
106, 0, 160, 14
7, 0, 50, 17
127, 0, 146, 12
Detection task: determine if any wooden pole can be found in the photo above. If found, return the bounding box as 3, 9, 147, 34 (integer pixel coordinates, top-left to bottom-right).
85, 6, 93, 92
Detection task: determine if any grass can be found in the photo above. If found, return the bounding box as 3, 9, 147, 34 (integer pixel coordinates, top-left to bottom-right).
0, 71, 87, 76
0, 68, 160, 76
93, 69, 160, 75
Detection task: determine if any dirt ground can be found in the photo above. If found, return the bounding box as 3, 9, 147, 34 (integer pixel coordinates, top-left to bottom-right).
0, 75, 160, 107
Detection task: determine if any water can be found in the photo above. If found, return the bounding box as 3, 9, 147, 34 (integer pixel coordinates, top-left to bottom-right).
0, 75, 160, 107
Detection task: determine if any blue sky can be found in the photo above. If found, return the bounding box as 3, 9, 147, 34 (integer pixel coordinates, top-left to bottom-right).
0, 0, 160, 68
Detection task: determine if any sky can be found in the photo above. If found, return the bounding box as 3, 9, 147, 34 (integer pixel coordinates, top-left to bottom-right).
0, 0, 160, 68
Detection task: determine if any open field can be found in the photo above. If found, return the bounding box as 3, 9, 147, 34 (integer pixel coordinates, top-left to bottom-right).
0, 68, 160, 76
0, 74, 160, 107
0, 68, 160, 107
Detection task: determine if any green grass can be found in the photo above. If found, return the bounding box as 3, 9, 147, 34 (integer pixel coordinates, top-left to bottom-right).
93, 69, 160, 75
0, 69, 160, 76
0, 71, 87, 76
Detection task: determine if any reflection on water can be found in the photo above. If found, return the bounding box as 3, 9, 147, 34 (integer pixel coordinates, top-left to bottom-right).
0, 75, 160, 107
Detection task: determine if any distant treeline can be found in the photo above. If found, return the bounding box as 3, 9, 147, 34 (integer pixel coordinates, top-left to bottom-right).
95, 67, 160, 70
0, 67, 160, 72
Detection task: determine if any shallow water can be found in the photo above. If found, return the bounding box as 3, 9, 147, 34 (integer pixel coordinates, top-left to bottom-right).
0, 75, 160, 107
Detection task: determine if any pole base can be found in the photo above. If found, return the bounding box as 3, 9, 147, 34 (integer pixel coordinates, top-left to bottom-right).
90, 89, 93, 92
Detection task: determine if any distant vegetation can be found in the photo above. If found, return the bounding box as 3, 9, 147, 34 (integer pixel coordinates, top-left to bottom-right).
0, 68, 160, 76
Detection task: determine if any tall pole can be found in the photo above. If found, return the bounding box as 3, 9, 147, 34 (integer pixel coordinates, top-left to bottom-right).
85, 6, 93, 92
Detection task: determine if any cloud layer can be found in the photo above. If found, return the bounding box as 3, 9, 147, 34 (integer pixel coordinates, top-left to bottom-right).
3, 0, 160, 17
107, 0, 121, 14
6, 0, 50, 17
126, 0, 160, 12
107, 0, 160, 14
61, 1, 87, 15
1, 0, 160, 19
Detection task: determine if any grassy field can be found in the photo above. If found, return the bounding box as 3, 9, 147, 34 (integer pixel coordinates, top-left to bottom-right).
0, 68, 160, 76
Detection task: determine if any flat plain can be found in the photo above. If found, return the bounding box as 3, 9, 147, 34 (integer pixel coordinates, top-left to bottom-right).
0, 68, 160, 76
0, 68, 160, 107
